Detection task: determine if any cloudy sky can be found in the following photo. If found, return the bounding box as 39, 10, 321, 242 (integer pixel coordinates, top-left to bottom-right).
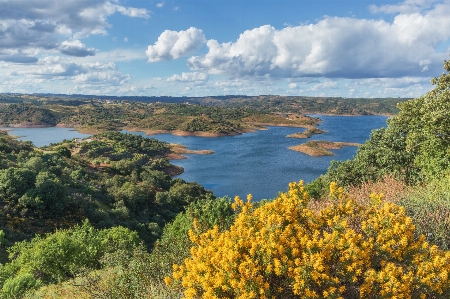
0, 0, 449, 97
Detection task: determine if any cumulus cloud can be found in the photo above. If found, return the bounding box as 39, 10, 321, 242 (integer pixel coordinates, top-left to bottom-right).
187, 2, 450, 80
166, 72, 208, 83
59, 40, 96, 57
146, 27, 206, 62
0, 0, 149, 53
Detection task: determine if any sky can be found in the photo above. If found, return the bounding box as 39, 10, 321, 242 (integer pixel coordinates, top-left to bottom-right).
0, 0, 449, 98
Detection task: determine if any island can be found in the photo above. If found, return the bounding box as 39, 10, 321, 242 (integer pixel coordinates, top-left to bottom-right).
286, 127, 326, 138
289, 140, 360, 156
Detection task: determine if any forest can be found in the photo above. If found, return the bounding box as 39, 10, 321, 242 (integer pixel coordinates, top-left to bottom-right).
0, 59, 449, 298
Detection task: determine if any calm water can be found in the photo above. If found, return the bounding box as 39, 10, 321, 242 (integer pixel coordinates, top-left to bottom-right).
127, 115, 388, 200
0, 127, 91, 147
2, 115, 388, 200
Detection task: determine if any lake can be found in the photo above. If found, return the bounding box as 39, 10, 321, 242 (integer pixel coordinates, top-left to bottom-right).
2, 115, 388, 200
126, 115, 388, 200
0, 127, 91, 147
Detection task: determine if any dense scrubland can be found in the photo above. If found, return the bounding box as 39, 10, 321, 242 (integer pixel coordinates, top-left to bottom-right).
0, 60, 449, 298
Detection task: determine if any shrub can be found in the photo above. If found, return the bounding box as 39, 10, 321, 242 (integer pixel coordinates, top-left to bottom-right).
0, 221, 141, 297
169, 181, 450, 299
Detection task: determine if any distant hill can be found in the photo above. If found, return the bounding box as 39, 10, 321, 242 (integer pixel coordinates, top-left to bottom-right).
0, 92, 411, 115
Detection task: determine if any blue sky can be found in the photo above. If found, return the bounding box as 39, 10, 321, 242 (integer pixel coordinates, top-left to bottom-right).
0, 0, 449, 98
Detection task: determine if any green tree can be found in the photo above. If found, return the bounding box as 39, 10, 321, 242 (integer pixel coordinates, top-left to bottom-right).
0, 168, 36, 203
321, 58, 450, 189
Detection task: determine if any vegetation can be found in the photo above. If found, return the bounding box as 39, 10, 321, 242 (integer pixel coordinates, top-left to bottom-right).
0, 59, 450, 299
0, 131, 211, 249
0, 221, 140, 298
168, 182, 450, 299
287, 127, 326, 139
0, 92, 410, 136
193, 95, 407, 116
0, 98, 319, 135
309, 59, 450, 191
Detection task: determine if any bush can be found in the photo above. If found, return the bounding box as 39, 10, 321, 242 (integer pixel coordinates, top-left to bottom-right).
169, 181, 450, 299
0, 221, 141, 297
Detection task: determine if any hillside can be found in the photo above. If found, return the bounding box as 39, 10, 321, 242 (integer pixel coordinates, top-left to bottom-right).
0, 99, 320, 135
0, 60, 449, 298
0, 131, 211, 249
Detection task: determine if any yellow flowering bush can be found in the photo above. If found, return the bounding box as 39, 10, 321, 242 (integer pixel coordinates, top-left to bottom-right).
168, 181, 450, 299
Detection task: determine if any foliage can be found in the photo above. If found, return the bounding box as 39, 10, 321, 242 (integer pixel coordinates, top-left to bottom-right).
0, 132, 211, 248
28, 196, 235, 299
320, 59, 450, 189
169, 181, 450, 299
0, 221, 141, 298
0, 103, 57, 126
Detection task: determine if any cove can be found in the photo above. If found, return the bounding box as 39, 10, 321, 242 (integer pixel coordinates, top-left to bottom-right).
0, 127, 91, 147
126, 115, 389, 200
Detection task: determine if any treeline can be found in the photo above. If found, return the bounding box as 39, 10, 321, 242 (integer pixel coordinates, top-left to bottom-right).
193, 95, 409, 115
1, 93, 409, 116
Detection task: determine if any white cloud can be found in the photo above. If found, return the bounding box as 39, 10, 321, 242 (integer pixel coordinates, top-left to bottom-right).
124, 37, 129, 43
114, 5, 149, 18
0, 0, 149, 55
187, 2, 450, 80
166, 72, 208, 83
2, 56, 130, 84
156, 2, 164, 8
59, 40, 96, 57
146, 27, 206, 62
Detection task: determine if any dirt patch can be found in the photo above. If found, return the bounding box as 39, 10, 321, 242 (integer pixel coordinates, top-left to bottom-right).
289, 141, 360, 156
170, 144, 214, 155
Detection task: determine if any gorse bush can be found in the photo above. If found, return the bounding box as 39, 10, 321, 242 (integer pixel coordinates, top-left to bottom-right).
168, 181, 450, 299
